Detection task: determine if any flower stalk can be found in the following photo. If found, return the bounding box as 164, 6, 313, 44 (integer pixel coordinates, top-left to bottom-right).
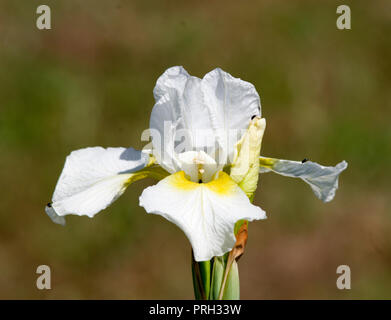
192, 221, 248, 300
191, 254, 211, 300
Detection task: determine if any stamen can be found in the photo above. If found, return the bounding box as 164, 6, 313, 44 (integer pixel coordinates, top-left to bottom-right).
195, 156, 205, 182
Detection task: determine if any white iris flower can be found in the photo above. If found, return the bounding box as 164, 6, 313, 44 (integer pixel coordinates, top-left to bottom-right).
45, 66, 347, 262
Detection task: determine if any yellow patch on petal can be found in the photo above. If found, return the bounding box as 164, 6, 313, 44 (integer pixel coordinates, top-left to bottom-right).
258, 156, 277, 169
123, 165, 170, 187
205, 172, 236, 196
168, 171, 199, 191
168, 171, 237, 196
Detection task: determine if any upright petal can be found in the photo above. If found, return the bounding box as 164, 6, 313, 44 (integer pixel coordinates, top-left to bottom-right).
259, 157, 348, 202
151, 66, 216, 172
153, 65, 190, 102
202, 68, 261, 164
45, 147, 151, 225
139, 171, 266, 261
150, 66, 262, 171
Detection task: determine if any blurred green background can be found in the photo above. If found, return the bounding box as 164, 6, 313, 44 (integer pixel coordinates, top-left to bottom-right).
0, 0, 390, 299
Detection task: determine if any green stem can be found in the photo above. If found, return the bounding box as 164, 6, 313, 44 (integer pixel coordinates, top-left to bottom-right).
191, 251, 211, 300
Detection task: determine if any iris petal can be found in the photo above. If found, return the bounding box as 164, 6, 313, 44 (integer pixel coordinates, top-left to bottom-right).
259, 157, 348, 202
46, 147, 150, 225
150, 66, 262, 172
139, 171, 266, 261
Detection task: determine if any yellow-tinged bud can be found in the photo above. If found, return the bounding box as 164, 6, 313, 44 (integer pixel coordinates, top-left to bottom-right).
230, 117, 266, 200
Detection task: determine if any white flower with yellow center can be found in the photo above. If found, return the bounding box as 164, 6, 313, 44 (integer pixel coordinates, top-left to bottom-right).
45, 66, 347, 262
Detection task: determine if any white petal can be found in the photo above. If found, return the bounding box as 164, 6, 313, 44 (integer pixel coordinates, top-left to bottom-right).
202, 68, 261, 163
46, 147, 149, 224
139, 171, 266, 261
153, 66, 190, 102
150, 67, 216, 172
45, 205, 66, 226
150, 67, 261, 171
259, 157, 348, 202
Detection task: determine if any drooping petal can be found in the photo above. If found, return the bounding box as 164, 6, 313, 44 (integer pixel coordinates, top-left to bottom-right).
45, 147, 151, 225
139, 171, 266, 261
259, 157, 348, 202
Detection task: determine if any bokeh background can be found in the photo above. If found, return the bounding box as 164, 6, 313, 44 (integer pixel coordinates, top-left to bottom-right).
1, 0, 390, 299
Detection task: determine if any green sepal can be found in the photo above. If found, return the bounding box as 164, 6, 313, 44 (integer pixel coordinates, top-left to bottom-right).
222, 260, 240, 300
210, 256, 225, 300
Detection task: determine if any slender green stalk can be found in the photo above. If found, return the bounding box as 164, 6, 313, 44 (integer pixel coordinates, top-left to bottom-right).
191, 251, 211, 300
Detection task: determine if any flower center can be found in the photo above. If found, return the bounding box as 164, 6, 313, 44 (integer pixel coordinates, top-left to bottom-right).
177, 150, 219, 183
